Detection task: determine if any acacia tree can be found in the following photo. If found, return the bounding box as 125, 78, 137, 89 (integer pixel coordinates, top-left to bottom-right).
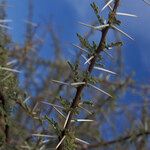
0, 0, 150, 150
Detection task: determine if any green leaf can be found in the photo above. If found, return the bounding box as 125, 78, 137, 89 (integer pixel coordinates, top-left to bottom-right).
106, 41, 123, 49
45, 115, 61, 135
83, 101, 94, 106
59, 96, 70, 110
77, 33, 92, 50
90, 2, 104, 24
67, 61, 74, 71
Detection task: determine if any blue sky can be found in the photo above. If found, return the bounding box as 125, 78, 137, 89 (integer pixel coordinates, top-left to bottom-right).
2, 0, 150, 142
5, 0, 150, 83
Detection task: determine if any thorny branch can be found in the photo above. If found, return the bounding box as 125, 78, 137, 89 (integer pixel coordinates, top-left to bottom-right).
57, 0, 120, 149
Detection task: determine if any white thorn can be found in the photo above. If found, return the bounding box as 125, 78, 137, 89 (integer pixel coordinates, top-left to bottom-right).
71, 82, 86, 86
0, 66, 21, 73
82, 54, 116, 75
51, 80, 85, 88
75, 138, 90, 145
101, 0, 114, 12
24, 20, 38, 27
56, 136, 66, 149
95, 24, 109, 30
0, 24, 12, 29
117, 12, 138, 17
107, 4, 137, 18
41, 139, 50, 144
41, 101, 64, 109
81, 54, 90, 64
84, 56, 94, 65
79, 22, 109, 31
103, 49, 113, 59
88, 83, 112, 97
53, 106, 66, 118
108, 4, 113, 10
63, 111, 71, 129
39, 145, 45, 150
32, 102, 39, 112
51, 79, 69, 86
7, 60, 17, 66
79, 22, 97, 30
72, 44, 89, 54
71, 119, 94, 122
111, 25, 134, 40
32, 134, 57, 138
23, 96, 31, 104
0, 19, 12, 22
79, 105, 93, 115
94, 66, 117, 75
